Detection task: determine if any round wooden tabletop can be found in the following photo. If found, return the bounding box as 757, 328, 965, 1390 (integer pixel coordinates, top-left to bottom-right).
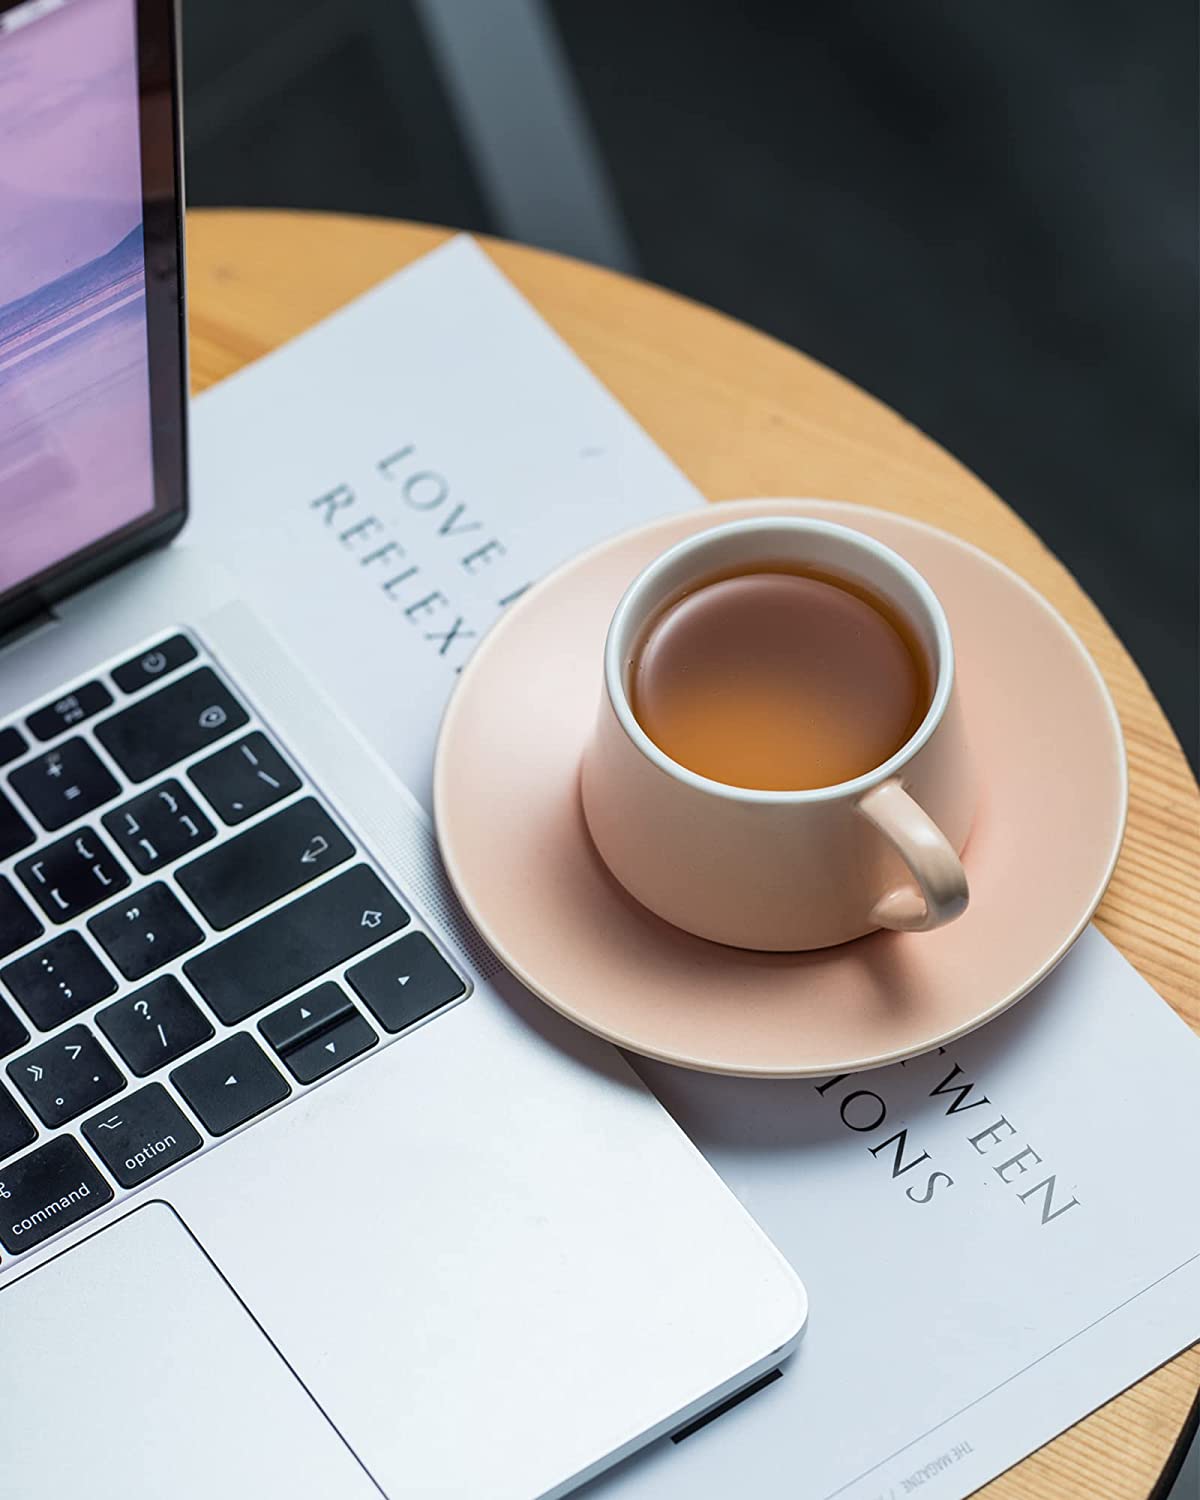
185, 209, 1199, 1499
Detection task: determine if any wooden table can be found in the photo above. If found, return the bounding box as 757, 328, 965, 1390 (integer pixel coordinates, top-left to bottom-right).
185, 209, 1200, 1499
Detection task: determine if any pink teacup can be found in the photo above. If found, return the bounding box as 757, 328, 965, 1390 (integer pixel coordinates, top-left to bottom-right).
580, 517, 975, 951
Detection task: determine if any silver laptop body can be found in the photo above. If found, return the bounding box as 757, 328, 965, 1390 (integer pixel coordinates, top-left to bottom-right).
0, 2, 805, 1496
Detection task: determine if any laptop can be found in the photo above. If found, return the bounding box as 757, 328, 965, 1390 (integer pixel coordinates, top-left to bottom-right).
0, 1, 806, 1496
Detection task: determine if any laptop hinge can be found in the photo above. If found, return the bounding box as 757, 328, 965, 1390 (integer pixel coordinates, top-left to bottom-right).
0, 603, 59, 657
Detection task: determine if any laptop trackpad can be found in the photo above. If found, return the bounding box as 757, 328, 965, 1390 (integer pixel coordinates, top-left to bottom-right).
0, 1202, 379, 1500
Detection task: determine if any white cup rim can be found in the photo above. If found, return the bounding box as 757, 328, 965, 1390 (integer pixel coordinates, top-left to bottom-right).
603, 516, 956, 805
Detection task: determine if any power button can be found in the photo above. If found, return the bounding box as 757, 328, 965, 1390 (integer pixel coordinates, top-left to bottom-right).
111, 633, 198, 694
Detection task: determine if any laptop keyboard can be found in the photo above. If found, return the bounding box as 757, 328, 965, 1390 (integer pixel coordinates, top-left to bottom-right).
0, 630, 468, 1265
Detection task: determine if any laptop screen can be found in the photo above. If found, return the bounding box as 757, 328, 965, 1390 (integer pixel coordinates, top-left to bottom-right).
0, 0, 185, 624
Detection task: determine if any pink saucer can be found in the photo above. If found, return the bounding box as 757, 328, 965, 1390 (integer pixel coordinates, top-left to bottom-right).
434, 501, 1127, 1077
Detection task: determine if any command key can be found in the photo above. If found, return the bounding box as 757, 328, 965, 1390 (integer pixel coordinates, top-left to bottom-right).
0, 1136, 112, 1255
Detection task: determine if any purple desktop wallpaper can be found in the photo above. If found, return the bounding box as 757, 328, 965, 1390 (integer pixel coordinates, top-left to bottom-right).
0, 0, 155, 592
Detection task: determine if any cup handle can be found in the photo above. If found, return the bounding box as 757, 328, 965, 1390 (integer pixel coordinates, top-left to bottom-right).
857, 779, 969, 933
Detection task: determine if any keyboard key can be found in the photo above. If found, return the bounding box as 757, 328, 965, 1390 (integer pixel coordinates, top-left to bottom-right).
111, 633, 197, 695
259, 979, 376, 1083
82, 1083, 202, 1188
88, 883, 203, 981
0, 789, 34, 860
188, 731, 301, 825
0, 999, 29, 1061
16, 827, 129, 922
171, 1032, 289, 1136
103, 779, 215, 873
8, 1024, 125, 1128
259, 981, 353, 1054
0, 879, 42, 959
26, 680, 113, 742
185, 866, 408, 1024
94, 667, 248, 783
0, 1136, 113, 1254
0, 1084, 35, 1163
1, 932, 116, 1031
177, 798, 353, 931
283, 1012, 376, 1085
8, 737, 120, 831
97, 975, 213, 1076
346, 932, 467, 1034
0, 725, 26, 767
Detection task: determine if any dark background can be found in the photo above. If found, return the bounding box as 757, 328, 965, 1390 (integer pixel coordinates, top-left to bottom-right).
182, 0, 1199, 766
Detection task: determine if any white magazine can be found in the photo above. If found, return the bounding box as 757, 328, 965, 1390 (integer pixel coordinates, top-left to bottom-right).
187, 236, 1200, 1500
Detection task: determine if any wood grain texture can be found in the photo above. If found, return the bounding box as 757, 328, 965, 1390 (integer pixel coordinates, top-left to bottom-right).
185, 209, 1199, 1499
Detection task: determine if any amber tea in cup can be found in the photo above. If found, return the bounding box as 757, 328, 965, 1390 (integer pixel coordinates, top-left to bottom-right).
585, 517, 972, 948
628, 564, 932, 791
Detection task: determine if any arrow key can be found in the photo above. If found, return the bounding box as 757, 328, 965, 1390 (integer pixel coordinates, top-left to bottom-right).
171, 1032, 289, 1136
347, 932, 468, 1035
258, 981, 353, 1055
282, 1011, 376, 1085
